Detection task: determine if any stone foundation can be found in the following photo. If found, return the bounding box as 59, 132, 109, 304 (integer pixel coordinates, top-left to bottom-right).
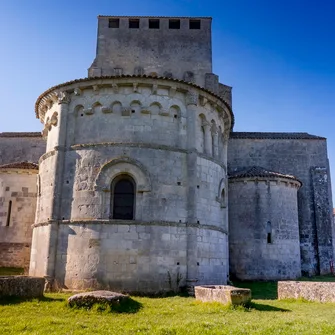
30, 222, 228, 293
195, 285, 251, 305
278, 281, 335, 303
0, 276, 45, 298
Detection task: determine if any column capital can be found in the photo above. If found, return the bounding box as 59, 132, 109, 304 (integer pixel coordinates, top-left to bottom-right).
56, 91, 71, 104
202, 120, 211, 129
186, 90, 199, 106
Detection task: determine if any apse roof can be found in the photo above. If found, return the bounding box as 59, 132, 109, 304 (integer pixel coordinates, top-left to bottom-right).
228, 166, 300, 183
229, 132, 325, 140
0, 132, 42, 138
0, 162, 39, 170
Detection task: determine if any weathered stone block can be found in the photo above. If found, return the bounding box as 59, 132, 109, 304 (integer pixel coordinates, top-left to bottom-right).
278, 281, 335, 303
194, 285, 251, 305
0, 276, 45, 298
68, 290, 128, 308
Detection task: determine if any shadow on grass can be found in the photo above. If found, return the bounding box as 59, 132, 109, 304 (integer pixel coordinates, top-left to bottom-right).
233, 281, 278, 300
0, 295, 64, 306
109, 297, 142, 313
131, 290, 190, 299
69, 297, 143, 314
247, 301, 291, 312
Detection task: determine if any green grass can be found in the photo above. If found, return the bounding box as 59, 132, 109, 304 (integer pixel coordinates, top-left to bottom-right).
0, 267, 24, 276
298, 275, 335, 282
1, 283, 335, 335
233, 281, 278, 300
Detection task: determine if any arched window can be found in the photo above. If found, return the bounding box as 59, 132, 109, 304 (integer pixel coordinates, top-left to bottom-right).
111, 175, 135, 220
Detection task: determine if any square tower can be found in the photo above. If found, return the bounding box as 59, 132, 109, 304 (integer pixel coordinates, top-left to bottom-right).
88, 16, 213, 86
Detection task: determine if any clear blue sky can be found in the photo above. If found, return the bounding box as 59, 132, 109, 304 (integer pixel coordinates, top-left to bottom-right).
1, 0, 335, 192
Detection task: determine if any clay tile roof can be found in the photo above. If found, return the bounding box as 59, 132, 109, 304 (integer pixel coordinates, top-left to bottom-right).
0, 162, 39, 170
229, 166, 300, 183
34, 75, 234, 127
0, 132, 42, 138
229, 132, 326, 140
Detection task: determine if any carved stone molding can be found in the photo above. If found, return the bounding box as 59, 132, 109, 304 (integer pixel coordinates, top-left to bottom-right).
211, 124, 218, 135
199, 96, 208, 107
101, 106, 112, 114
169, 86, 177, 97
95, 156, 152, 193
42, 112, 58, 136
202, 120, 211, 129
186, 91, 198, 106
84, 108, 94, 115
56, 91, 71, 104
74, 88, 82, 96
112, 83, 119, 93
152, 84, 158, 95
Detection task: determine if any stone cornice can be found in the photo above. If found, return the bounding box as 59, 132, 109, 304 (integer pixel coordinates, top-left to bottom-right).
32, 219, 228, 235
35, 75, 234, 128
39, 143, 227, 172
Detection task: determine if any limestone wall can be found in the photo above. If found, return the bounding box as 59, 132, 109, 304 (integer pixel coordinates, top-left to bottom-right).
229, 178, 301, 280
29, 224, 52, 277
278, 281, 335, 303
0, 170, 38, 269
35, 153, 57, 223
29, 222, 228, 293
0, 133, 45, 165
31, 76, 232, 291
89, 16, 212, 87
228, 135, 333, 276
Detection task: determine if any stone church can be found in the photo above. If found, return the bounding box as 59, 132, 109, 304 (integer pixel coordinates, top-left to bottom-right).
0, 16, 333, 292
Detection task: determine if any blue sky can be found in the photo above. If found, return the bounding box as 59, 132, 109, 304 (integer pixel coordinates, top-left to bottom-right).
1, 0, 335, 191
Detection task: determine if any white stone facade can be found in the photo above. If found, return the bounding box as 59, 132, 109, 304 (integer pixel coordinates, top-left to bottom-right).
229, 174, 302, 280
1, 15, 333, 288
29, 74, 232, 292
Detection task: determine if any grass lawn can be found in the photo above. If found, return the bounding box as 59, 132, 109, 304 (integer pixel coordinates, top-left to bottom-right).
0, 267, 24, 276
1, 267, 335, 334
1, 288, 335, 334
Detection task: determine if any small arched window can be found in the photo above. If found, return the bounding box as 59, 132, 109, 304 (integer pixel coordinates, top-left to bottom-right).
111, 175, 135, 220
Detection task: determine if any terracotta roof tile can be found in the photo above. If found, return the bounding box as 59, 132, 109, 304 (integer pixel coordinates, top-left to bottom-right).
229, 166, 301, 184
0, 132, 42, 138
0, 162, 39, 170
229, 132, 325, 140
34, 75, 234, 127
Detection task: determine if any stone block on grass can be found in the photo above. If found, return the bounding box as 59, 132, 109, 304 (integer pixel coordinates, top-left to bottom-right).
68, 290, 129, 308
195, 285, 251, 305
0, 276, 45, 298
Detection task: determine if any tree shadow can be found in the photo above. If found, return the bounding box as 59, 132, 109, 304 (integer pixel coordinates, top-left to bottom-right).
0, 295, 64, 306
247, 301, 291, 312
